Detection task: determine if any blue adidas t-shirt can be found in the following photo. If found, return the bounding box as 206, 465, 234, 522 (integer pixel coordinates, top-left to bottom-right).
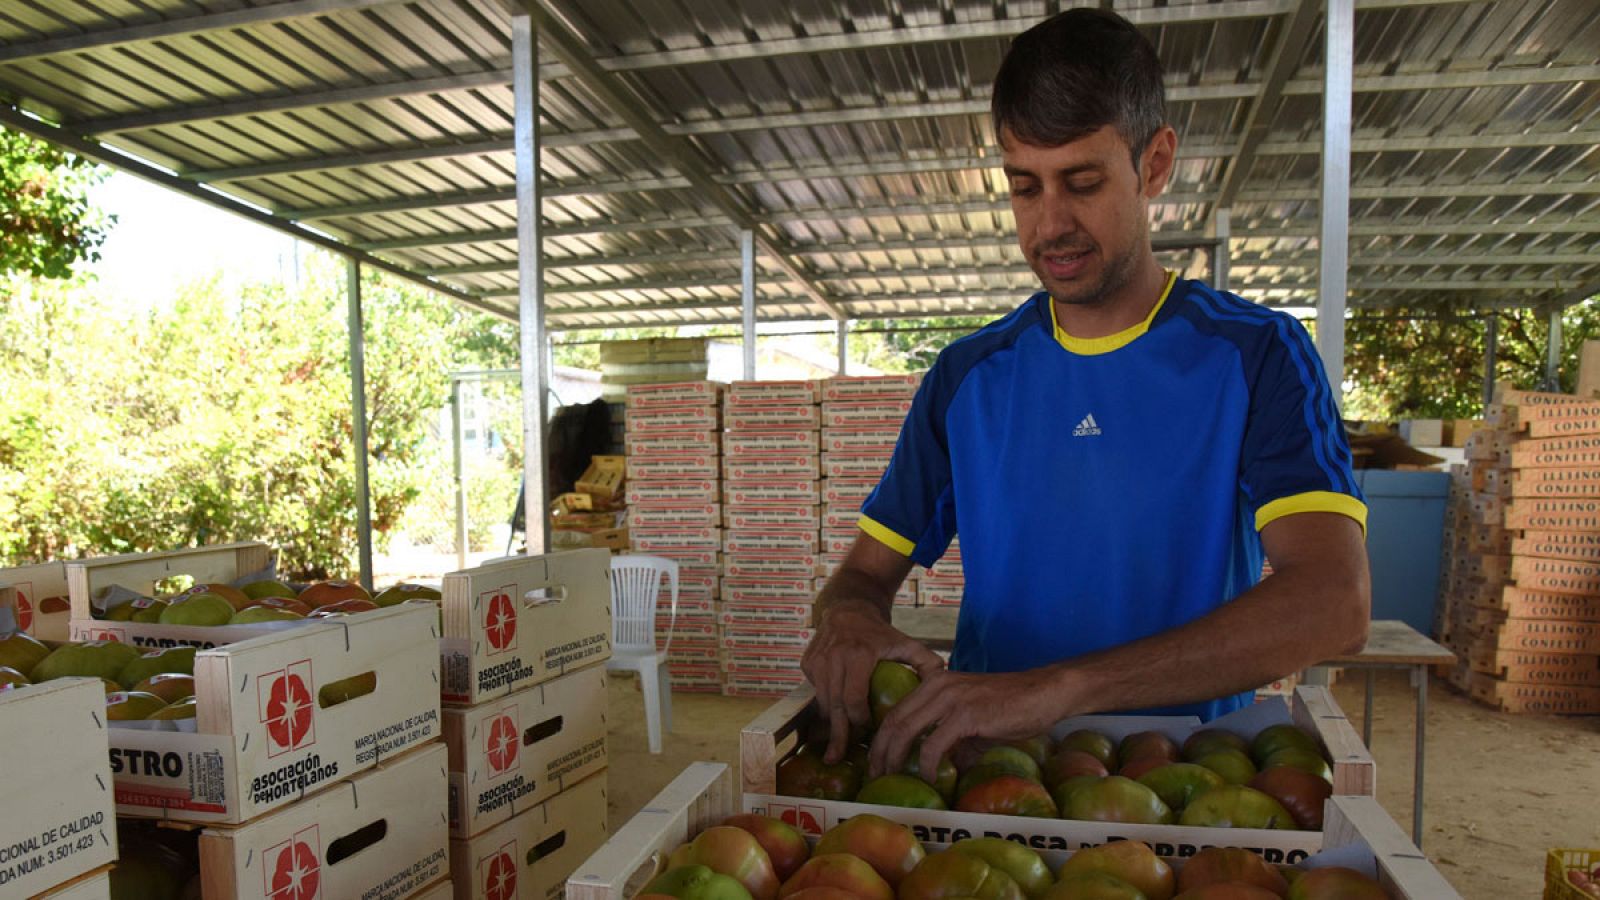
859, 273, 1366, 721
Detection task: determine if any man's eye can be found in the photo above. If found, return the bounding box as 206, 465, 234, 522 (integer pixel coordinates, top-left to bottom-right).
1069, 180, 1102, 194
1010, 183, 1039, 198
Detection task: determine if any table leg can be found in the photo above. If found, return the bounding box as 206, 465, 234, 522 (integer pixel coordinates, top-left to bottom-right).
1414, 664, 1427, 848
1363, 668, 1375, 747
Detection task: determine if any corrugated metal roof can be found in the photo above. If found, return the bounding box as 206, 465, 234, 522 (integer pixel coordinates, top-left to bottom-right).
0, 0, 1594, 329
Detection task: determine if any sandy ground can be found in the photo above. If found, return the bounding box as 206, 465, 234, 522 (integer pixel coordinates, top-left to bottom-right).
602, 669, 1600, 899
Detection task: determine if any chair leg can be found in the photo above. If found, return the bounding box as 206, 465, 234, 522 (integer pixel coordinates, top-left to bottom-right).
657, 662, 674, 734
639, 657, 663, 755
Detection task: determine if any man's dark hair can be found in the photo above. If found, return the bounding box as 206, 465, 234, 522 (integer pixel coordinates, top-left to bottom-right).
991, 8, 1167, 167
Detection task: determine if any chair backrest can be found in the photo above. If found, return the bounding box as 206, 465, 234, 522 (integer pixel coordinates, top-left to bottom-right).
608, 554, 679, 652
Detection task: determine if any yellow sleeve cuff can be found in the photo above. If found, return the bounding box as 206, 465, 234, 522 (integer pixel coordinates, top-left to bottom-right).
1255, 490, 1368, 535
857, 515, 916, 557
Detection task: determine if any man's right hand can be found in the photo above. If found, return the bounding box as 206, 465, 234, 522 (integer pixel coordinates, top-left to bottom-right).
800, 597, 944, 765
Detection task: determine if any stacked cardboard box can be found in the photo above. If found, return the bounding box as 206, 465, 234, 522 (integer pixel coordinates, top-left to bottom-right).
624, 382, 726, 693
1438, 389, 1600, 715
720, 381, 823, 696
439, 551, 613, 900
816, 376, 923, 605
599, 338, 709, 400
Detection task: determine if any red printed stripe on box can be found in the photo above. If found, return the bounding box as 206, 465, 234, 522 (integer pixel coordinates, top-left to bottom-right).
627, 480, 719, 504
725, 430, 820, 456
727, 380, 822, 406
723, 455, 821, 481
821, 399, 914, 427
820, 375, 921, 401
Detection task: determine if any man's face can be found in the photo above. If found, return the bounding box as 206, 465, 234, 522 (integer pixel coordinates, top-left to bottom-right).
1002, 125, 1167, 307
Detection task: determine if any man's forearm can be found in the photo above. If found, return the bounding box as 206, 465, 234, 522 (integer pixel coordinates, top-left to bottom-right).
814, 566, 896, 623
1038, 552, 1369, 717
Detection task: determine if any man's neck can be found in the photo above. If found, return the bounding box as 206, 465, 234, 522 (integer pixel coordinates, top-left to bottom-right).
1052, 257, 1170, 341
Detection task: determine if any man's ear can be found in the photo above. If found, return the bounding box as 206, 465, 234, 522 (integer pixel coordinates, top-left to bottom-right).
1140, 125, 1178, 199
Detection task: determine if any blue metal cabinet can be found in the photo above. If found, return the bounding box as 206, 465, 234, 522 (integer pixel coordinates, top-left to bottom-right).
1354, 470, 1451, 635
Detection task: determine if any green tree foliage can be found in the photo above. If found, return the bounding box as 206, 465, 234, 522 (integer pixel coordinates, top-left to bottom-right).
0, 126, 112, 279
1344, 301, 1600, 420
0, 253, 513, 577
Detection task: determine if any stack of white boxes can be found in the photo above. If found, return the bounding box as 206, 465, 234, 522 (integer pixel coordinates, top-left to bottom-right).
623, 382, 726, 693
719, 380, 824, 696
817, 376, 923, 607
918, 537, 966, 607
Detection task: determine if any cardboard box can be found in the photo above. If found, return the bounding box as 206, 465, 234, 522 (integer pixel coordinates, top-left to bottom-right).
440, 550, 612, 707
723, 431, 819, 456
721, 646, 804, 672
575, 456, 626, 501
626, 480, 719, 504
722, 456, 820, 481
726, 380, 820, 406
723, 481, 821, 505
630, 502, 721, 527
1498, 586, 1600, 621
0, 679, 118, 897
625, 406, 720, 433
624, 381, 719, 407
720, 577, 815, 604
1471, 678, 1600, 714
719, 627, 814, 650
821, 428, 900, 454
0, 559, 69, 640
451, 772, 607, 900
1513, 531, 1600, 563
1504, 497, 1600, 531
723, 530, 819, 554
723, 505, 820, 530
624, 429, 719, 456
819, 375, 920, 401
1512, 556, 1600, 595
633, 527, 722, 553
718, 601, 812, 628
627, 455, 718, 481
821, 399, 913, 428
1512, 467, 1600, 497
821, 453, 891, 479
100, 605, 441, 824
723, 672, 808, 697
1468, 647, 1600, 685
725, 406, 821, 430
724, 554, 819, 578
444, 665, 607, 839
638, 548, 720, 569
199, 742, 449, 900
821, 479, 878, 505
1399, 419, 1444, 446
1490, 618, 1600, 655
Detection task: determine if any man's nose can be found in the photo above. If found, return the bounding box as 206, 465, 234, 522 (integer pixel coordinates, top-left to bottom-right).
1034, 192, 1078, 243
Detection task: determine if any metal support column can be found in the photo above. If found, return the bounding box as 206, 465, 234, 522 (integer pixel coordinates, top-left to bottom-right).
837, 320, 850, 375
1212, 208, 1231, 293
741, 229, 757, 380
451, 379, 467, 571
346, 258, 374, 591
1483, 313, 1498, 409
1546, 304, 1564, 391
513, 12, 550, 554
1316, 0, 1354, 396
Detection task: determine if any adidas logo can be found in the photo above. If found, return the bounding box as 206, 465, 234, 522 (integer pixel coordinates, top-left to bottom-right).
1072, 414, 1102, 437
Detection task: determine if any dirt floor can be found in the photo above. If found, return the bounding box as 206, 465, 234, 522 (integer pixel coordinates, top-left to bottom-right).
603, 670, 1600, 899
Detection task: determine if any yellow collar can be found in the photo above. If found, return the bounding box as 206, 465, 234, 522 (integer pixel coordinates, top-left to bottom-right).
1051, 270, 1177, 356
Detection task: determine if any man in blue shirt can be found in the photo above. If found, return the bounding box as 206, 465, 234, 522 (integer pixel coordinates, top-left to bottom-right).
800, 8, 1371, 779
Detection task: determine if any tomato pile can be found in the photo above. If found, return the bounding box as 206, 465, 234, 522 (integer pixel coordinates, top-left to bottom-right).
777, 663, 1334, 829
638, 812, 1393, 900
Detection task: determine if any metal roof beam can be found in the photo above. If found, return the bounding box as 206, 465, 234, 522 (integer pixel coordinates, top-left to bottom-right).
1216, 0, 1324, 212
74, 69, 514, 135
364, 213, 1599, 253
519, 1, 842, 322
1284, 65, 1600, 96
0, 0, 408, 65
0, 104, 511, 322
425, 248, 741, 276
352, 213, 738, 251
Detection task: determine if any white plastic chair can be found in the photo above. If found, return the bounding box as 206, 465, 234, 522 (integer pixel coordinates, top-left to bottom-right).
606, 554, 678, 754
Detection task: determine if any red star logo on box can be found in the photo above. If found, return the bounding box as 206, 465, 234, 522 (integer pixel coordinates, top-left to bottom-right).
482, 585, 518, 654
486, 710, 520, 777
265, 828, 321, 900
259, 660, 317, 757
482, 846, 518, 900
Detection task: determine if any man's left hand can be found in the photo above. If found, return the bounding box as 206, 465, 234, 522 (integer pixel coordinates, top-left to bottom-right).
868, 668, 1069, 780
